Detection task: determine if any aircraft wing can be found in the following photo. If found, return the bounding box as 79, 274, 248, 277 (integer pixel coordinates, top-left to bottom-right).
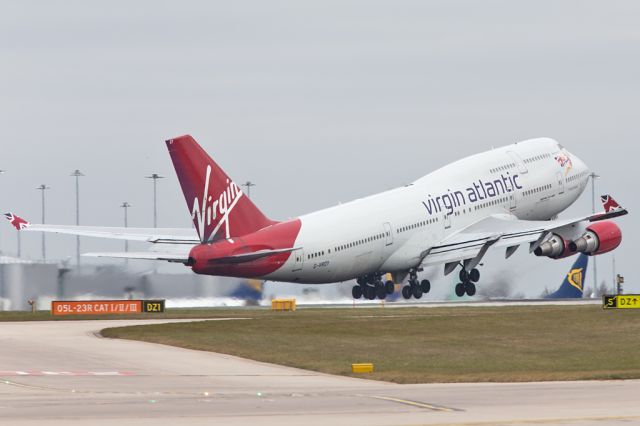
421, 195, 628, 269
4, 213, 199, 244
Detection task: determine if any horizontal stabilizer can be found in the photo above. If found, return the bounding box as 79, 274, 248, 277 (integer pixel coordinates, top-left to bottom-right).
83, 252, 189, 263
4, 212, 199, 244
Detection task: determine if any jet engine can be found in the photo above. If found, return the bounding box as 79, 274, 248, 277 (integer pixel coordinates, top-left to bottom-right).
534, 234, 573, 259
569, 221, 622, 256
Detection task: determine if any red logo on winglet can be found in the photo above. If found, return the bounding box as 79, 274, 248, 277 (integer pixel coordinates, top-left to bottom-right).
4, 213, 30, 230
601, 195, 621, 213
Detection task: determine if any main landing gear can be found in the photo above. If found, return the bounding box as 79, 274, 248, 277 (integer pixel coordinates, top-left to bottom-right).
401, 270, 431, 300
455, 268, 480, 297
352, 274, 395, 300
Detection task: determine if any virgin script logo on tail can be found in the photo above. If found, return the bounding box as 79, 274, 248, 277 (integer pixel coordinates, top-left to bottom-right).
191, 165, 243, 242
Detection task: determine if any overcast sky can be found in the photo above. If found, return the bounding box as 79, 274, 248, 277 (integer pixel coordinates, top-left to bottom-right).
1, 1, 638, 295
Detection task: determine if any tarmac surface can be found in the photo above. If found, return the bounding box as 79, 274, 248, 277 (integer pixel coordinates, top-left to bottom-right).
1, 319, 639, 426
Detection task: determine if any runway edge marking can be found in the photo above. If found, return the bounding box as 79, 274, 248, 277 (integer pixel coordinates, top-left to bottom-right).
365, 395, 461, 412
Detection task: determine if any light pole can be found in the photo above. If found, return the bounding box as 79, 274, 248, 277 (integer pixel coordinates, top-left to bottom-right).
241, 181, 256, 199
121, 202, 131, 253
145, 174, 164, 228
36, 184, 50, 261
589, 172, 600, 297
121, 202, 131, 267
70, 170, 84, 267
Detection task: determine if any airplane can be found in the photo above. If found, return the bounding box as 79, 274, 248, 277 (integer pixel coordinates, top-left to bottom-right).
5, 136, 628, 301
544, 254, 589, 299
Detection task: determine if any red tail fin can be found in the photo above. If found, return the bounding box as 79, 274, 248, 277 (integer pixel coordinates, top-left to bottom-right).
166, 135, 275, 242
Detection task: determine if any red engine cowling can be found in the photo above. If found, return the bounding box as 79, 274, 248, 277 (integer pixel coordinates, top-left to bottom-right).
534, 234, 574, 259
569, 221, 622, 256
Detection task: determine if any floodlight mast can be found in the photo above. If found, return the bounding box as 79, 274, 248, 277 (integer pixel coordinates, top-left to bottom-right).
146, 174, 164, 228
121, 202, 131, 266
242, 181, 256, 199
36, 184, 50, 261
71, 170, 84, 266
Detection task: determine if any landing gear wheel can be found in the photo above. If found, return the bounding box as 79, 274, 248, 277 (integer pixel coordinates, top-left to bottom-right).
459, 269, 469, 282
402, 286, 412, 299
364, 286, 376, 300
420, 279, 431, 293
469, 269, 480, 283
385, 280, 395, 295
465, 282, 477, 297
455, 283, 466, 298
352, 286, 363, 299
412, 286, 423, 299
376, 284, 387, 300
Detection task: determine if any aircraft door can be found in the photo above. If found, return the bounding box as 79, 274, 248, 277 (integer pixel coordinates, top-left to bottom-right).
444, 213, 452, 230
292, 249, 304, 272
383, 222, 394, 246
556, 171, 565, 195
507, 151, 528, 174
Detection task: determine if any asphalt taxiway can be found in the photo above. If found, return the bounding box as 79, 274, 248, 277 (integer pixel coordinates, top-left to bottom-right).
1, 319, 639, 425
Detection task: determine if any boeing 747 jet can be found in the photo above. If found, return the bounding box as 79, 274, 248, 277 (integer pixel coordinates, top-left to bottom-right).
6, 136, 627, 300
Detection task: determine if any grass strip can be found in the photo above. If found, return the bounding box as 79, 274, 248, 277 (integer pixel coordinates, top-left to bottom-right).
100, 305, 640, 383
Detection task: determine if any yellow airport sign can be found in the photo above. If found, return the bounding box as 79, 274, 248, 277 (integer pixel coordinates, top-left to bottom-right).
603, 295, 640, 309
51, 300, 165, 316
271, 299, 296, 312
352, 363, 374, 374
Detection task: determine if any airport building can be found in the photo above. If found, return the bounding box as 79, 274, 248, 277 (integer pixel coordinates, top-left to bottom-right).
0, 256, 352, 311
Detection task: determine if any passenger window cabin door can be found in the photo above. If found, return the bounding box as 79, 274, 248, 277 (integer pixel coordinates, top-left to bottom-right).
556, 171, 565, 195
444, 213, 452, 230
507, 151, 528, 174
383, 222, 394, 246
292, 249, 304, 272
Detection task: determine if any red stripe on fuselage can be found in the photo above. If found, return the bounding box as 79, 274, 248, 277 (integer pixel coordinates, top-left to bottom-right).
189, 219, 302, 278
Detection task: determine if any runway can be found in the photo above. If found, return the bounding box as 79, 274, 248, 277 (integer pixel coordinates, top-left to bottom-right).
1, 319, 639, 426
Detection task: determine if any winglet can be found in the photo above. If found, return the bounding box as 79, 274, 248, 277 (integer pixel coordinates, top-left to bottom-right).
601, 195, 623, 213
4, 213, 30, 230
589, 195, 628, 222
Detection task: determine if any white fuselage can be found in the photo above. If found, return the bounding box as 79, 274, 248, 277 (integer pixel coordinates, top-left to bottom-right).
265, 138, 590, 284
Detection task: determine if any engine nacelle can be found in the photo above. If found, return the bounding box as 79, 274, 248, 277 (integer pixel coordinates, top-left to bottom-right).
569, 221, 622, 256
534, 234, 573, 259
